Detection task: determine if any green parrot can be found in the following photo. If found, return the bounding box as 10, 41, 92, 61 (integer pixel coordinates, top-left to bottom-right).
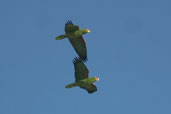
65, 57, 99, 94
56, 20, 90, 61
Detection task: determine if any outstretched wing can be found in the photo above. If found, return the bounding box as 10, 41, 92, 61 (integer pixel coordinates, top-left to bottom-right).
68, 36, 87, 61
73, 57, 89, 82
79, 84, 97, 94
65, 20, 87, 61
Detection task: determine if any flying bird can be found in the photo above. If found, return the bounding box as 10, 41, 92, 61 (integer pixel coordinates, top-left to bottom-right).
65, 57, 99, 94
56, 21, 90, 61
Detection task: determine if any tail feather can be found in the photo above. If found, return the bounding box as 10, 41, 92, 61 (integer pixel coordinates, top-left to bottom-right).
56, 34, 67, 40
65, 83, 78, 88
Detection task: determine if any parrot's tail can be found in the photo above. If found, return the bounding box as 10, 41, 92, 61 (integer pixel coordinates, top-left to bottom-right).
65, 83, 78, 88
56, 34, 67, 40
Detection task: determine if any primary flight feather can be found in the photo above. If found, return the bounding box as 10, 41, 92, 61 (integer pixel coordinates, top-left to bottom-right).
56, 21, 90, 61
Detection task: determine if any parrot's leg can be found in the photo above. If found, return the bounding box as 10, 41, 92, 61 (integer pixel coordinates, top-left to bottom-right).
56, 34, 67, 40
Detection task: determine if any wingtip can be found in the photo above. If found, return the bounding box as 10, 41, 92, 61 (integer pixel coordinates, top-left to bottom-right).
72, 56, 88, 64
72, 57, 82, 64
65, 20, 73, 25
82, 57, 88, 62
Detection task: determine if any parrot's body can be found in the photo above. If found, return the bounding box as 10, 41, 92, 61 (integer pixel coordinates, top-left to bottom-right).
65, 57, 99, 94
56, 21, 90, 61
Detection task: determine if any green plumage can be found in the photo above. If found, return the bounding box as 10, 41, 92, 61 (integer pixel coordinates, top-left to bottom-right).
73, 57, 88, 82
56, 21, 90, 61
65, 57, 99, 94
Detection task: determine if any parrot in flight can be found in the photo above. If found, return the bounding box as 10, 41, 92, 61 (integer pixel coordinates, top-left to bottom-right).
65, 57, 99, 94
56, 21, 90, 61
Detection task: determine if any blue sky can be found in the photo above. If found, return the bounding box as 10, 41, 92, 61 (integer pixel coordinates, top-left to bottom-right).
0, 0, 171, 114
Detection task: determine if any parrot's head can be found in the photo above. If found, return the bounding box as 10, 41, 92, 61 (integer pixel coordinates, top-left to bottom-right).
78, 29, 90, 35
84, 29, 90, 34
95, 76, 99, 81
74, 29, 90, 36
83, 76, 99, 84
86, 29, 90, 33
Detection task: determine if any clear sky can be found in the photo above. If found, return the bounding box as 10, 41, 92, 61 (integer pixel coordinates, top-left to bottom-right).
0, 0, 171, 114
